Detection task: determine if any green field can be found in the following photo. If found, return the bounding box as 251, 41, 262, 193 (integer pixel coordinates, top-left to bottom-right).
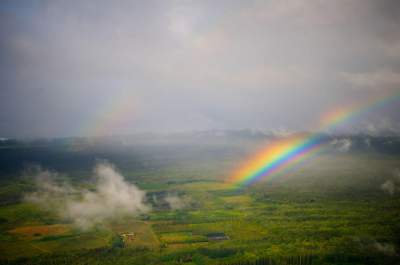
0, 135, 399, 264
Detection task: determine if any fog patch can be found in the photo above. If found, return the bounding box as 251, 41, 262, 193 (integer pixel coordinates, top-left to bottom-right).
24, 166, 73, 208
164, 194, 186, 210
25, 162, 149, 229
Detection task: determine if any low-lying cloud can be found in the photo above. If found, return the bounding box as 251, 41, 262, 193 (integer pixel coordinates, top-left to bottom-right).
330, 138, 352, 152
25, 162, 149, 229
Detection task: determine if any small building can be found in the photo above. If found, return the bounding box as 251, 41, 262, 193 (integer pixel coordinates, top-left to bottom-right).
120, 232, 136, 243
207, 232, 229, 241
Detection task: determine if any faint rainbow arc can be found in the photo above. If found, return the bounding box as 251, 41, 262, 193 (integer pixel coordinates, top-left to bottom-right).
81, 94, 136, 137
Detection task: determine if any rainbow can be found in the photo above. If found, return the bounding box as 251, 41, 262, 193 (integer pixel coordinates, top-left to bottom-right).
229, 90, 400, 187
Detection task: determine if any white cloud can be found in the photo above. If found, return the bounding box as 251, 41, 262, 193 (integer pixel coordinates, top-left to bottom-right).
25, 162, 149, 229
381, 180, 396, 195
381, 169, 400, 196
330, 138, 352, 152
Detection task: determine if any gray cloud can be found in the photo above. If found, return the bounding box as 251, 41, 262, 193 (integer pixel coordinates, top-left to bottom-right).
1, 0, 399, 137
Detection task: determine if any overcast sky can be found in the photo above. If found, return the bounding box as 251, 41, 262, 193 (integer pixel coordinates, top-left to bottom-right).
1, 0, 399, 138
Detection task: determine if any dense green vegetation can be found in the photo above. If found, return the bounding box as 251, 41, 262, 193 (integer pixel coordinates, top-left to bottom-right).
0, 134, 399, 264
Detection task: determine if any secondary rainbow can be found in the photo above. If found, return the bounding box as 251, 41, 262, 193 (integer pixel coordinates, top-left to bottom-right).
81, 93, 136, 137
229, 90, 400, 187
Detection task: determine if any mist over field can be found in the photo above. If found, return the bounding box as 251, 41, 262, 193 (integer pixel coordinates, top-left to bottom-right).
0, 1, 400, 265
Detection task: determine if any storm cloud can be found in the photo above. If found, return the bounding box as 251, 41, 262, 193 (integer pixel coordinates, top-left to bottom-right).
0, 0, 399, 137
